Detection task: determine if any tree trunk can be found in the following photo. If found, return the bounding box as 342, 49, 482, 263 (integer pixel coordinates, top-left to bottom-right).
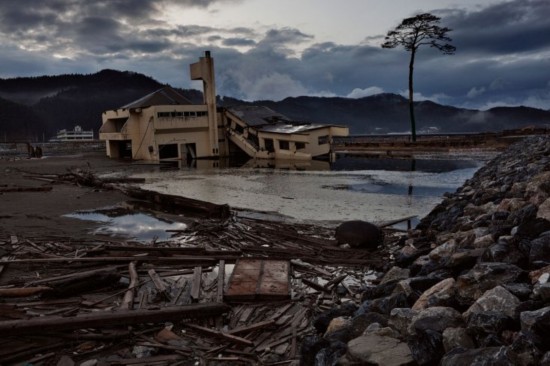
408, 48, 417, 142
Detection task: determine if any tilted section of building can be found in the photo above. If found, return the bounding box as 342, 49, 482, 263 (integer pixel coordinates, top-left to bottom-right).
99, 52, 348, 161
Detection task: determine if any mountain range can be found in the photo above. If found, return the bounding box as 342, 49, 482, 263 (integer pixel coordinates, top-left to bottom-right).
0, 70, 549, 141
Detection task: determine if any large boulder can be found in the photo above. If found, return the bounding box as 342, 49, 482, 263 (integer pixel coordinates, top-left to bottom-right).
335, 220, 384, 250
341, 333, 414, 366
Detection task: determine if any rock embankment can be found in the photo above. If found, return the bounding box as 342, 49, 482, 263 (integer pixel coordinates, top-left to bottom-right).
302, 136, 550, 365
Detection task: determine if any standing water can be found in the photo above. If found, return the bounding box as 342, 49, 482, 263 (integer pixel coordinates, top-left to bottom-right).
133, 153, 493, 226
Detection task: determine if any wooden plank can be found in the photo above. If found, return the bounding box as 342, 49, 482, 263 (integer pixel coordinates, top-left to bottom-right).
0, 186, 53, 193
184, 323, 254, 347
228, 319, 275, 335
0, 286, 53, 297
0, 303, 230, 336
121, 262, 139, 310
147, 269, 168, 299
190, 266, 202, 301
217, 260, 225, 303
225, 259, 290, 301
3, 256, 217, 265
377, 215, 417, 228
257, 260, 290, 299
225, 259, 262, 301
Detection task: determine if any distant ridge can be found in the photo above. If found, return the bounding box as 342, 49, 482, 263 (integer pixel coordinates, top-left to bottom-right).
0, 70, 548, 141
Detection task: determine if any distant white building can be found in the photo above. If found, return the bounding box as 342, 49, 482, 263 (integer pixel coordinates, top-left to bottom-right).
51, 125, 94, 142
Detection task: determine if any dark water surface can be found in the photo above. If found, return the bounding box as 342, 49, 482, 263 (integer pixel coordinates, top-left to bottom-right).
133, 153, 493, 225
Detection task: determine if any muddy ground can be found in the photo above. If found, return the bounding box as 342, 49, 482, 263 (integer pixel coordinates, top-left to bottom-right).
0, 152, 157, 241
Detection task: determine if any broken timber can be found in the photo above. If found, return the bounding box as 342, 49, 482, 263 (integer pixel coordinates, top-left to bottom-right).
123, 187, 230, 219
0, 303, 229, 336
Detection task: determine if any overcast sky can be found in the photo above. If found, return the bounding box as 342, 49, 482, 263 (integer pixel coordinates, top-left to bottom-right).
0, 0, 549, 110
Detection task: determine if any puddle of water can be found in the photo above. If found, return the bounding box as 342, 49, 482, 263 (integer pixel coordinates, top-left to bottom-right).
65, 211, 187, 242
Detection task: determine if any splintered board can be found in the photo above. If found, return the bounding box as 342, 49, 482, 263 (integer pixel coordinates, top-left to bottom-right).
225, 259, 290, 301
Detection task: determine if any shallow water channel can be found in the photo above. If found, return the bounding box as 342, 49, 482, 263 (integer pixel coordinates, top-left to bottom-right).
132, 152, 493, 227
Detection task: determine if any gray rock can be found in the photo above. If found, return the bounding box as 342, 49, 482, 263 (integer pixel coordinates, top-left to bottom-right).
541, 351, 550, 366
456, 263, 524, 304
388, 308, 417, 336
467, 311, 513, 339
440, 346, 518, 366
463, 285, 520, 319
343, 334, 414, 366
520, 306, 550, 349
447, 248, 485, 269
538, 198, 550, 221
408, 306, 463, 335
412, 277, 455, 311
407, 329, 444, 365
442, 327, 475, 352
428, 240, 457, 261
380, 266, 410, 285
502, 282, 532, 300
367, 292, 409, 315
482, 241, 525, 265
529, 231, 550, 267
535, 282, 550, 301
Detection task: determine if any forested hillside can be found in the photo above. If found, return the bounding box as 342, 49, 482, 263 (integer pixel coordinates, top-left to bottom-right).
1, 70, 549, 141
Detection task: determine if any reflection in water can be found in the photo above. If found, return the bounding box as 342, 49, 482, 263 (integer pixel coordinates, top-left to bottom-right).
65, 211, 187, 241
133, 153, 491, 226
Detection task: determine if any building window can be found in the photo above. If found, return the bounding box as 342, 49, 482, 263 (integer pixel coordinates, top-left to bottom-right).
318, 135, 329, 145
264, 138, 275, 153
296, 142, 306, 150
157, 111, 207, 118
279, 140, 290, 150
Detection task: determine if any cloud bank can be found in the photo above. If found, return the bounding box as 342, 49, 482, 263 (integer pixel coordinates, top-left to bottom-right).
0, 0, 548, 109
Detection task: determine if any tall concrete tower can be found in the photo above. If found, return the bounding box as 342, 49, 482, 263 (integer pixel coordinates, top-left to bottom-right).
190, 51, 219, 156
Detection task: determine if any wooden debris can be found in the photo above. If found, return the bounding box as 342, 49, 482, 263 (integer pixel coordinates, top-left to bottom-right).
121, 261, 139, 310
0, 175, 399, 364
0, 186, 53, 193
148, 268, 170, 300
0, 303, 230, 336
190, 266, 202, 301
0, 286, 52, 297
123, 187, 231, 219
217, 260, 225, 303
184, 323, 254, 347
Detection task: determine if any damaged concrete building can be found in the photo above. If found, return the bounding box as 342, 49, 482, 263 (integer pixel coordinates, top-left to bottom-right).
99, 52, 348, 161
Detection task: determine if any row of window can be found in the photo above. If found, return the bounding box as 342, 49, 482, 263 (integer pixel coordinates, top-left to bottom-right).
157, 111, 208, 118
265, 139, 307, 151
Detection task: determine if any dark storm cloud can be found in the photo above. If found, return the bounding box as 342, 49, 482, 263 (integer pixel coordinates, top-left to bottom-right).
441, 0, 550, 55
208, 0, 550, 105
0, 0, 548, 110
222, 38, 257, 47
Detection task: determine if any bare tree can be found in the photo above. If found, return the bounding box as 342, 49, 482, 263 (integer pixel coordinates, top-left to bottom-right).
382, 13, 455, 142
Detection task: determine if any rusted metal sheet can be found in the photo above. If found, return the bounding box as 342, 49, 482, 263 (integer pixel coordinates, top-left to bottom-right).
225, 259, 290, 301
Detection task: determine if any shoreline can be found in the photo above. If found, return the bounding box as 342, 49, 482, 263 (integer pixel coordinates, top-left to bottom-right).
1, 136, 549, 364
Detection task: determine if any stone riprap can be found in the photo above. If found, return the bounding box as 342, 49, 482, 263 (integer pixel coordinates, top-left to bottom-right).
302, 136, 550, 365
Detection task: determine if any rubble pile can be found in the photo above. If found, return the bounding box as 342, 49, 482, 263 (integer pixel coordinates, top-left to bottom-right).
305, 136, 550, 365
0, 199, 398, 365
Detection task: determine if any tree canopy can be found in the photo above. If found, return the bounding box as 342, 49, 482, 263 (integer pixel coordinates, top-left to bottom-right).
382, 13, 455, 54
